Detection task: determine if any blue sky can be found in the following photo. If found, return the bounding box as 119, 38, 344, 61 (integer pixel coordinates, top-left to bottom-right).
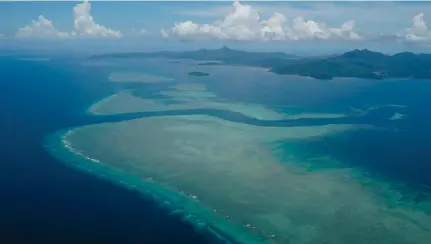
1, 1, 431, 54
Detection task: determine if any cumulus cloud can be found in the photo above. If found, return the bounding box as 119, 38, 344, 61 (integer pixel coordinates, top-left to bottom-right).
72, 0, 122, 37
289, 18, 361, 41
16, 0, 122, 39
16, 15, 70, 38
404, 13, 430, 42
162, 0, 361, 41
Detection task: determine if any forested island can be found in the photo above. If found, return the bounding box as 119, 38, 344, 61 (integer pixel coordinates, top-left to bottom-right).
187, 71, 210, 76
271, 49, 431, 80
90, 47, 431, 80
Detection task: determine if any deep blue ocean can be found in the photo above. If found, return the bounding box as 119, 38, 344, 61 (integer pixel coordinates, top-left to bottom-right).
1, 53, 431, 244
0, 56, 221, 244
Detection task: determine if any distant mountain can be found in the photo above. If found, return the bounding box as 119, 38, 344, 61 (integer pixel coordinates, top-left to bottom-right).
272, 49, 431, 80
89, 46, 297, 68
340, 49, 387, 59
90, 48, 431, 80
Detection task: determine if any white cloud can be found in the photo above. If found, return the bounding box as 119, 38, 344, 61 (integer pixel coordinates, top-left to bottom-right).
72, 0, 122, 37
162, 0, 361, 41
404, 13, 430, 42
16, 15, 70, 38
289, 17, 362, 41
260, 13, 288, 40
177, 2, 431, 39
16, 0, 122, 39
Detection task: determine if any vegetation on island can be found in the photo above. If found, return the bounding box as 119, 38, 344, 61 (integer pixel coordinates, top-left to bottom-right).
90, 45, 298, 67
187, 71, 210, 76
271, 49, 431, 80
90, 47, 431, 80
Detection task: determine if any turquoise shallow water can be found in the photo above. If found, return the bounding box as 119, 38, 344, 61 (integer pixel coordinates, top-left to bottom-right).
44, 129, 267, 244
47, 112, 431, 244
35, 57, 431, 243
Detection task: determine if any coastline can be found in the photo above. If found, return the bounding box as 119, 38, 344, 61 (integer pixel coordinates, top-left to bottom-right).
43, 128, 270, 244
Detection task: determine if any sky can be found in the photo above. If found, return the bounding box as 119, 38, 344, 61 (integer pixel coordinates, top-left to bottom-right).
1, 0, 431, 54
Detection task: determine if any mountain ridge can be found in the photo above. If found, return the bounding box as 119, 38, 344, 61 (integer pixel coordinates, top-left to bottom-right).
90, 47, 431, 80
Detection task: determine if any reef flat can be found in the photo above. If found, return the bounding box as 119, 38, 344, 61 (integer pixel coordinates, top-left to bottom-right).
56, 114, 431, 244
45, 58, 431, 244
88, 84, 287, 120
88, 83, 347, 121
45, 128, 265, 244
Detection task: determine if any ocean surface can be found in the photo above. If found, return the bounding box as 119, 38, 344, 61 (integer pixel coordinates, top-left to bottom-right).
0, 55, 219, 244
1, 53, 431, 243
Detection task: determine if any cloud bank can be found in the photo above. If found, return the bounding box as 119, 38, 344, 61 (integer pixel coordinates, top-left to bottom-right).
16, 0, 122, 38
10, 0, 431, 45
161, 0, 362, 41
